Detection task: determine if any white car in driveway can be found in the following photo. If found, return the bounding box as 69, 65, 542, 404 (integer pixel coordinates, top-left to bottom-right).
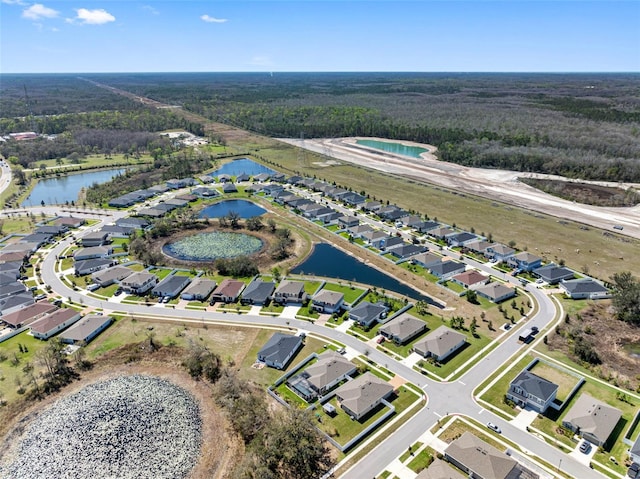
486, 422, 501, 433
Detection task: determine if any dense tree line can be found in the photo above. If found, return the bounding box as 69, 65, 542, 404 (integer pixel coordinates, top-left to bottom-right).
610, 272, 640, 326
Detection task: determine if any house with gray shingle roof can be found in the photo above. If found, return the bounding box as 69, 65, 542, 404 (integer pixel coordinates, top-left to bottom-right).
287, 351, 357, 401
484, 243, 516, 262
152, 274, 191, 299
240, 279, 276, 305
413, 325, 466, 362
180, 278, 217, 301
379, 313, 427, 345
272, 280, 306, 304
562, 394, 622, 446
559, 278, 610, 300
91, 265, 134, 288
506, 369, 558, 413
257, 332, 303, 370
430, 260, 465, 279
121, 271, 158, 295
416, 458, 465, 479
74, 258, 117, 276
334, 372, 393, 420
630, 434, 640, 464
0, 291, 34, 317
533, 264, 575, 284
412, 252, 442, 269
475, 282, 516, 303
507, 251, 543, 272
444, 432, 524, 479
311, 290, 344, 314
59, 314, 114, 345
349, 301, 388, 328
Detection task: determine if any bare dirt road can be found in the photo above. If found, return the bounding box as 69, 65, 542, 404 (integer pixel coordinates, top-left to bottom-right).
279, 137, 640, 240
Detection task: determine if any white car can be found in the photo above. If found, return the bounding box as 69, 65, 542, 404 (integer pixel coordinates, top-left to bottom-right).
487, 422, 501, 433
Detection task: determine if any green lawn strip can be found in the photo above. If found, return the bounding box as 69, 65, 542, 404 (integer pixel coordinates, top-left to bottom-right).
406, 448, 433, 473
438, 417, 513, 451
441, 280, 465, 294
95, 284, 120, 297
316, 396, 391, 446
295, 305, 320, 320
325, 224, 340, 232
377, 471, 391, 479
147, 267, 174, 280
60, 257, 74, 271
126, 263, 147, 272
477, 353, 536, 417
173, 270, 196, 277
301, 280, 322, 295
0, 331, 49, 404
417, 332, 491, 379
349, 321, 383, 340
447, 339, 500, 382
399, 441, 423, 463
110, 237, 129, 247
274, 382, 310, 409
353, 357, 395, 380
321, 282, 367, 304
261, 303, 285, 314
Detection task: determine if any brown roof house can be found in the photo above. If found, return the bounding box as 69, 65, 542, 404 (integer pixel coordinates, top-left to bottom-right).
334, 372, 393, 421
562, 394, 622, 447
444, 432, 530, 479
416, 458, 465, 479
30, 308, 82, 340
379, 313, 427, 345
413, 325, 466, 362
0, 301, 57, 329
210, 279, 245, 303
287, 351, 357, 401
451, 270, 489, 289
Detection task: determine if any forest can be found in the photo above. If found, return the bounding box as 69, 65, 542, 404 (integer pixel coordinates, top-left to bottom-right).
1, 72, 639, 181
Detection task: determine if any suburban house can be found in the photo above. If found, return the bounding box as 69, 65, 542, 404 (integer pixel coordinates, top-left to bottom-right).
0, 261, 22, 279
0, 282, 27, 300
507, 251, 543, 272
151, 274, 191, 298
414, 220, 440, 233
348, 225, 375, 240
334, 372, 394, 421
0, 292, 35, 317
120, 271, 159, 295
629, 435, 640, 464
272, 280, 307, 304
533, 264, 575, 284
59, 314, 114, 345
91, 266, 134, 288
562, 394, 622, 447
349, 301, 388, 328
451, 270, 489, 289
390, 244, 426, 259
287, 351, 357, 401
240, 279, 276, 305
100, 225, 135, 238
416, 458, 465, 479
379, 313, 427, 345
180, 278, 217, 301
74, 258, 117, 276
20, 233, 54, 248
428, 227, 455, 240
1, 242, 39, 255
361, 201, 382, 212
53, 216, 85, 228
397, 215, 423, 228
361, 229, 388, 248
115, 217, 149, 229
444, 432, 526, 479
0, 301, 57, 329
475, 282, 516, 303
430, 260, 466, 279
192, 187, 219, 198
257, 332, 304, 370
338, 215, 359, 229
506, 369, 559, 413
464, 239, 495, 255
73, 246, 114, 261
413, 325, 466, 362
80, 231, 111, 247
222, 183, 237, 193
210, 279, 246, 303
484, 244, 516, 262
380, 235, 404, 251
446, 232, 477, 247
30, 308, 82, 340
559, 278, 610, 299
311, 290, 344, 314
412, 252, 442, 269
35, 225, 67, 236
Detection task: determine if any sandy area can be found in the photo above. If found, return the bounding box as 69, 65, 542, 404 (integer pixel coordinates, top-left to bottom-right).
279, 137, 640, 240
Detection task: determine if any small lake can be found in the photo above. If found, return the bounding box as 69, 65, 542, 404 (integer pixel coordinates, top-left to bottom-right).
292, 243, 440, 306
163, 231, 263, 262
356, 139, 429, 159
198, 200, 266, 219
21, 168, 127, 207
210, 158, 276, 177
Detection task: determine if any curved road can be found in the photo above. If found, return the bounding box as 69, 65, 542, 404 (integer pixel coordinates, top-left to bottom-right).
30, 208, 604, 479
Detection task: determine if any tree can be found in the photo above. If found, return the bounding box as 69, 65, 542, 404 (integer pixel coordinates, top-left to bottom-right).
246, 216, 263, 231
610, 271, 640, 326
470, 318, 478, 336
267, 218, 277, 233
182, 341, 222, 382
465, 289, 478, 304
228, 210, 241, 229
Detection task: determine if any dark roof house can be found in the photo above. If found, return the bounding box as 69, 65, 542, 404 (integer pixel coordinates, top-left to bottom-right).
506, 369, 559, 413
257, 332, 304, 370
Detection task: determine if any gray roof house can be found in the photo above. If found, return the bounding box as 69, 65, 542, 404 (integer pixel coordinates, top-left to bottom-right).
240, 279, 276, 305
0, 292, 34, 317
81, 231, 111, 247
484, 243, 516, 262
507, 251, 543, 272
380, 235, 404, 250
334, 372, 393, 421
475, 282, 516, 303
446, 232, 477, 247
414, 221, 440, 233
444, 432, 525, 479
151, 274, 191, 298
115, 217, 149, 229
390, 243, 426, 259
287, 351, 357, 401
222, 182, 238, 193
412, 252, 442, 269
73, 246, 113, 261
559, 278, 610, 300
413, 325, 466, 362
91, 265, 134, 287
257, 332, 304, 370
464, 239, 495, 254
430, 260, 466, 279
0, 281, 27, 300
180, 278, 217, 301
562, 394, 622, 446
349, 301, 388, 328
311, 290, 344, 314
506, 370, 559, 413
338, 215, 359, 229
74, 258, 117, 276
35, 225, 67, 236
630, 435, 640, 464
59, 314, 114, 344
121, 271, 159, 295
20, 233, 54, 247
533, 264, 575, 284
361, 230, 388, 248
379, 313, 427, 345
416, 458, 465, 479
272, 280, 306, 304
348, 224, 375, 239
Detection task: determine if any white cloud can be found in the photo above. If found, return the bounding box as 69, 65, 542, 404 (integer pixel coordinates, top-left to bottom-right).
200, 14, 227, 24
73, 8, 115, 25
2, 0, 28, 5
142, 5, 159, 15
22, 3, 59, 20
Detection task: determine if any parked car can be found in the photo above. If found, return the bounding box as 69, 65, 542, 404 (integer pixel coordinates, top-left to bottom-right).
503, 323, 511, 331
376, 336, 385, 344
162, 296, 171, 303
580, 441, 591, 453
486, 422, 501, 433
114, 288, 123, 296
531, 326, 539, 334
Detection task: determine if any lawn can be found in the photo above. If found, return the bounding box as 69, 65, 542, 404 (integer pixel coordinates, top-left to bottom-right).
302, 280, 322, 295
0, 331, 49, 404
529, 360, 582, 402
147, 267, 174, 280
321, 281, 367, 305
441, 280, 465, 294
407, 448, 433, 473
477, 354, 536, 417
261, 302, 285, 314
295, 305, 320, 320
274, 382, 309, 409
399, 441, 423, 462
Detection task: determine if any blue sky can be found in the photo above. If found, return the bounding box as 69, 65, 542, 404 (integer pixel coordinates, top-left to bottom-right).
1, 1, 638, 73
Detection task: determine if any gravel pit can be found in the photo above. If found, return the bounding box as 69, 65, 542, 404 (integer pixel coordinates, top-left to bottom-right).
0, 375, 202, 479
